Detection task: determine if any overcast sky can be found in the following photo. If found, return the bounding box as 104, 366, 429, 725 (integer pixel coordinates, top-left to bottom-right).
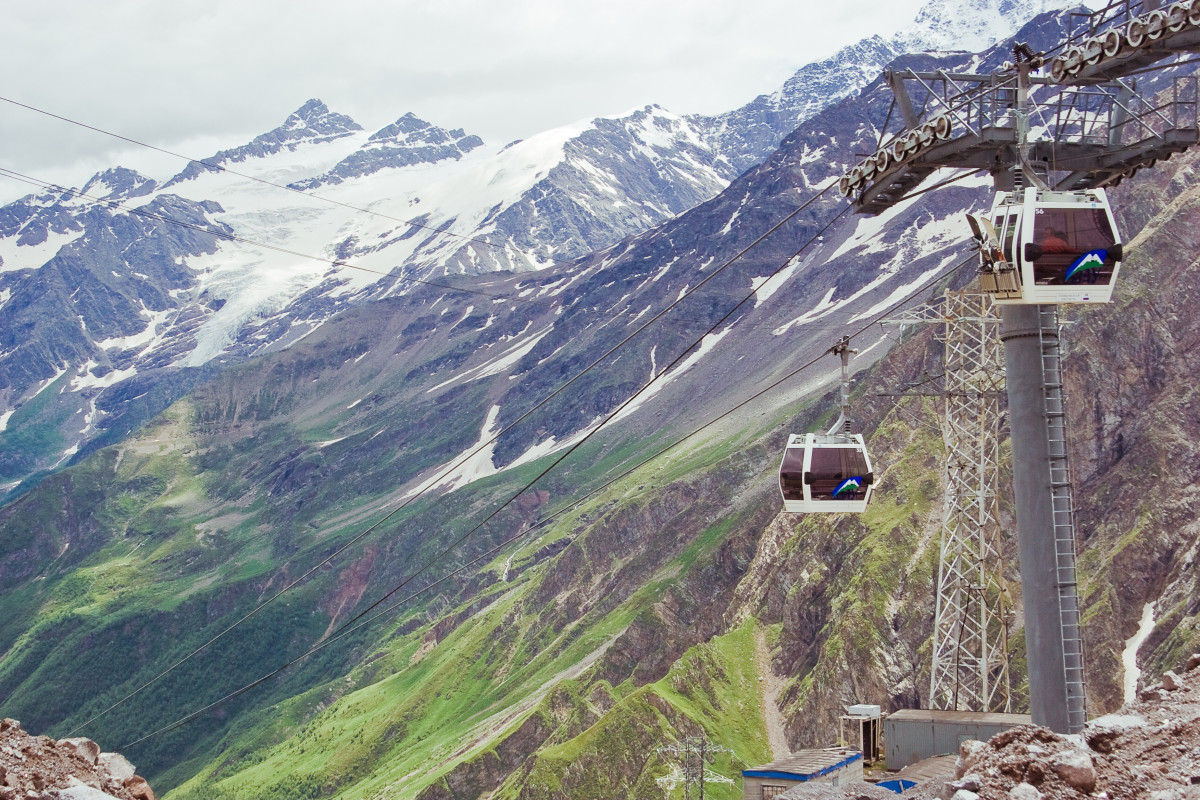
1, 0, 932, 202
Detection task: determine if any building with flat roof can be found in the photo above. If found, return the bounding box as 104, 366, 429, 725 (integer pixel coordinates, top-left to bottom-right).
742, 748, 864, 799
884, 709, 1031, 769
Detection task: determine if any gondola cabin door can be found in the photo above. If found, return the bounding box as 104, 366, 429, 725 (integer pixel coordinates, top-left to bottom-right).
779, 433, 874, 513
986, 187, 1123, 305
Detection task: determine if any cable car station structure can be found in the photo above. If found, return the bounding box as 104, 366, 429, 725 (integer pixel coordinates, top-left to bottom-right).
835, 0, 1200, 734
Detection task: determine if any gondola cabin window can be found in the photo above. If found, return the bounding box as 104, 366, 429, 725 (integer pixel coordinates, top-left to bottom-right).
998, 213, 1018, 263
1028, 207, 1118, 287
808, 445, 870, 501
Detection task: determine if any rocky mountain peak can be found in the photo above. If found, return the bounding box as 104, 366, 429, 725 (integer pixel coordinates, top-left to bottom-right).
292, 97, 334, 120
693, 0, 1074, 174
163, 99, 363, 186
290, 113, 484, 189
364, 112, 481, 150
369, 111, 439, 140
899, 0, 1075, 53
262, 98, 363, 146
80, 167, 157, 201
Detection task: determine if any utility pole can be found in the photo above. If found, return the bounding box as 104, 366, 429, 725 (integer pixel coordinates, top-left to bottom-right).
656, 736, 733, 800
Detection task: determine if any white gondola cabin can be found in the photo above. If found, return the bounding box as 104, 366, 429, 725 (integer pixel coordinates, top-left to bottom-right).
968, 186, 1123, 305
779, 432, 874, 513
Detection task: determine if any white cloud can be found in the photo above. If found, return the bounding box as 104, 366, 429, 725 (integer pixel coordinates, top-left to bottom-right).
0, 0, 929, 202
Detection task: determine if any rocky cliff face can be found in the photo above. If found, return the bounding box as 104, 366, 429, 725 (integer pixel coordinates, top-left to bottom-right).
1061, 148, 1200, 713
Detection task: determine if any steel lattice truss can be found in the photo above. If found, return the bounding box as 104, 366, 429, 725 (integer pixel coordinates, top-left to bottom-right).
840, 0, 1200, 214
928, 292, 1011, 712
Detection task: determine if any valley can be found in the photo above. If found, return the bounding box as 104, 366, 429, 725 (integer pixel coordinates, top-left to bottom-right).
2, 1, 1200, 799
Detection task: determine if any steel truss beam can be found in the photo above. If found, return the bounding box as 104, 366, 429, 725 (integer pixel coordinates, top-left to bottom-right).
852, 71, 1198, 213
842, 1, 1200, 215
1054, 0, 1200, 86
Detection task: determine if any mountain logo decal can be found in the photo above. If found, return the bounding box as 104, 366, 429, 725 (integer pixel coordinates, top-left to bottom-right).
833, 477, 863, 497
1065, 250, 1107, 282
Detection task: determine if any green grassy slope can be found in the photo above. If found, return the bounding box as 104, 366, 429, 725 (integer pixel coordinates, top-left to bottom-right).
5, 159, 1200, 799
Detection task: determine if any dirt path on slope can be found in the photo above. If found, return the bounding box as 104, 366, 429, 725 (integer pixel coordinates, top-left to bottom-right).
755, 626, 791, 760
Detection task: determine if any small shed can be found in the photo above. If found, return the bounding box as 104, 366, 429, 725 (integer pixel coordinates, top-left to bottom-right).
884, 709, 1031, 769
742, 748, 864, 799
839, 704, 882, 764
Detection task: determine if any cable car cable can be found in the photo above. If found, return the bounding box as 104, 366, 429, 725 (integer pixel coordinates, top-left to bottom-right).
0, 95, 580, 269
120, 237, 975, 753
67, 178, 843, 739
115, 198, 857, 749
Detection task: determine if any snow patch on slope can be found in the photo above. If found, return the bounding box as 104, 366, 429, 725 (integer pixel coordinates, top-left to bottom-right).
425, 325, 553, 393
1123, 601, 1157, 704
609, 327, 734, 426
752, 254, 806, 308
0, 230, 84, 273
71, 362, 138, 391
849, 259, 953, 322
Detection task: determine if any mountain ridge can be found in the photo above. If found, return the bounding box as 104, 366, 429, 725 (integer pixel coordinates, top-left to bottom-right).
0, 0, 1072, 495
4, 5, 1200, 800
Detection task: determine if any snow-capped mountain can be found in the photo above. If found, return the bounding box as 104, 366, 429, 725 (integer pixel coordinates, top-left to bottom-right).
0, 0, 1075, 496
0, 100, 742, 494
163, 99, 365, 187
290, 112, 485, 190
895, 0, 1073, 52
693, 0, 1074, 174
694, 36, 904, 176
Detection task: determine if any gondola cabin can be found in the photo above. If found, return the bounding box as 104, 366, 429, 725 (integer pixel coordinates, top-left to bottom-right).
969, 187, 1123, 305
779, 433, 874, 513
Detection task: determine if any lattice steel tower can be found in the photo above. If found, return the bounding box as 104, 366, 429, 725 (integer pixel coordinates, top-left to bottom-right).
886, 292, 1011, 712
928, 291, 1010, 712
840, 0, 1200, 733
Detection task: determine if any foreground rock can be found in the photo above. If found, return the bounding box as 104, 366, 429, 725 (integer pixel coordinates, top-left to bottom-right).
0, 720, 154, 800
929, 658, 1200, 799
